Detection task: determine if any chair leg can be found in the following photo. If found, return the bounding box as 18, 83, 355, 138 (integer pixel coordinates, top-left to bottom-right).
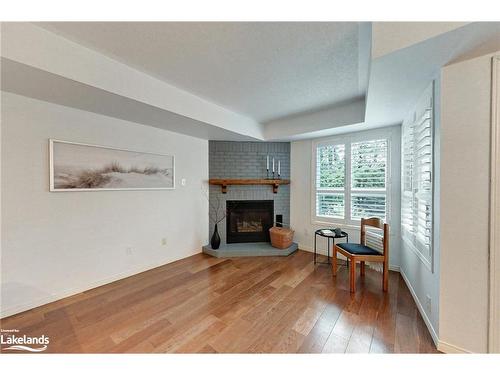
349, 258, 356, 293
332, 246, 337, 276
383, 262, 388, 292
360, 261, 365, 276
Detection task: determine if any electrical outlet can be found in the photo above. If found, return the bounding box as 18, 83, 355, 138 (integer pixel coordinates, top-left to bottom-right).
425, 295, 432, 313
126, 247, 133, 255
181, 178, 186, 186
161, 238, 167, 246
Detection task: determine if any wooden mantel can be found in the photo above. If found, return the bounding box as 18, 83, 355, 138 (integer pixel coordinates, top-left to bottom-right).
209, 178, 290, 194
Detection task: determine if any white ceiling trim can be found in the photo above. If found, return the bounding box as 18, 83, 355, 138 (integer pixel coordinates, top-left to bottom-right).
1, 58, 260, 141
264, 98, 365, 141
1, 22, 264, 140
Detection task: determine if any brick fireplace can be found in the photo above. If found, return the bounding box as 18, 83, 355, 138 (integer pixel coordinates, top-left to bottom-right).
208, 141, 290, 245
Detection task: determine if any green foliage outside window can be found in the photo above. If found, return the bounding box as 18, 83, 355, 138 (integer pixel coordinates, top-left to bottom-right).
318, 144, 344, 188
351, 140, 387, 189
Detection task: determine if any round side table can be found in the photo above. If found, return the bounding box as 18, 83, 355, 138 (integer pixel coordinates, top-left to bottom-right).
314, 229, 349, 265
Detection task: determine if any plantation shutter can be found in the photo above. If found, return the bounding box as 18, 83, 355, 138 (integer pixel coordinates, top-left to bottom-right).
401, 82, 434, 264
316, 144, 345, 219
414, 104, 433, 255
402, 117, 415, 235
350, 139, 387, 221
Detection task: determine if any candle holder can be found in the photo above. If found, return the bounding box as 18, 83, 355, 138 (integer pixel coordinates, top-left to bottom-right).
272, 171, 275, 179
266, 169, 270, 179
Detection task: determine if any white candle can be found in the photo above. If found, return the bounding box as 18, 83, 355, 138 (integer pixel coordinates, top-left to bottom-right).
266, 155, 269, 170
272, 158, 275, 173
278, 160, 281, 176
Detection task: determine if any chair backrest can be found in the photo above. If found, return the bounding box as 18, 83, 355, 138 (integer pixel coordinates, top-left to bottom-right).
360, 217, 389, 257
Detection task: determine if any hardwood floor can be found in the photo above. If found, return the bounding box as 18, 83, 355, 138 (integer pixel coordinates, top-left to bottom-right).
0, 251, 439, 353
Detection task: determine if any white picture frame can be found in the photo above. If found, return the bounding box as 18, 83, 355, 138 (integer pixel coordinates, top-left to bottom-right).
49, 139, 175, 191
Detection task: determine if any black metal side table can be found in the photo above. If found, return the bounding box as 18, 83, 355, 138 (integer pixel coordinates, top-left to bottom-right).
314, 229, 349, 265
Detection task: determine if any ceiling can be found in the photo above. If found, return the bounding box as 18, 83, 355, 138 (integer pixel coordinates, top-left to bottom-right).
37, 22, 368, 123
2, 22, 500, 141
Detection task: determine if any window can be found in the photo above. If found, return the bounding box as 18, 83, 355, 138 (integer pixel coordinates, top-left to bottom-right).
316, 144, 345, 219
314, 134, 390, 225
401, 82, 434, 266
350, 139, 387, 220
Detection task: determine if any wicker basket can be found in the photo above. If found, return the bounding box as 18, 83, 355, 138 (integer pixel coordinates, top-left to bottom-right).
269, 226, 294, 249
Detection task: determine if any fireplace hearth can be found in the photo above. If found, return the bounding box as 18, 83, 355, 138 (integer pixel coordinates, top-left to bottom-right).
226, 200, 274, 243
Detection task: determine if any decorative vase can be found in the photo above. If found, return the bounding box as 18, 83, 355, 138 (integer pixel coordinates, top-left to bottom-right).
211, 223, 221, 249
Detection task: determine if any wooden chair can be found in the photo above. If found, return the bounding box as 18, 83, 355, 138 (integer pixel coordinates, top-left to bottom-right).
332, 217, 389, 293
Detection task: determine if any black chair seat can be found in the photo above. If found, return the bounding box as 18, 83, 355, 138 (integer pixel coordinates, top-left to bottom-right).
337, 242, 381, 256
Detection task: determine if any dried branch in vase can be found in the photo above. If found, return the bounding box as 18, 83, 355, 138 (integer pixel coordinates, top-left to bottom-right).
202, 183, 227, 225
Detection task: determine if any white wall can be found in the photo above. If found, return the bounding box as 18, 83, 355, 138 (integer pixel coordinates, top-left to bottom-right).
290, 126, 401, 270
399, 77, 441, 345
0, 92, 209, 318
438, 51, 498, 353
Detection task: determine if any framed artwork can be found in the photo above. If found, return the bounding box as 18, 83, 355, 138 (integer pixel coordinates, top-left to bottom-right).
49, 139, 175, 191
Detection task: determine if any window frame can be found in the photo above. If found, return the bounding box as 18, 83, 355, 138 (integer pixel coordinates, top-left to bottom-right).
311, 128, 394, 228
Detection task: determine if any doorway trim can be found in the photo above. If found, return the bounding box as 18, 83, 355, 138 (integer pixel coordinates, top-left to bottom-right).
489, 55, 500, 353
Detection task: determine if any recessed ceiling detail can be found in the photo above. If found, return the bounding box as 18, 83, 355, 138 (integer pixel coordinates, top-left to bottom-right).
2, 22, 500, 141
37, 22, 368, 123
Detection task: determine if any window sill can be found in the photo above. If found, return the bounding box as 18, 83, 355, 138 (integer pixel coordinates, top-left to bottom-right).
311, 219, 361, 231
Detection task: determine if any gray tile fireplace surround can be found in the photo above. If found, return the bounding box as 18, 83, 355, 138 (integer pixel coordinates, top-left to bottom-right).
205, 141, 296, 257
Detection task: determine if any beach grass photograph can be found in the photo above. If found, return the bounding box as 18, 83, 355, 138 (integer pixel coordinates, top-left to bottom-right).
50, 140, 174, 191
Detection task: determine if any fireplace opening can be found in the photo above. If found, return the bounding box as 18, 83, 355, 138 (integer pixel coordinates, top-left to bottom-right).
226, 200, 274, 243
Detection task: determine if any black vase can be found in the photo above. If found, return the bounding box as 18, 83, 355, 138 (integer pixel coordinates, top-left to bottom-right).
211, 223, 221, 249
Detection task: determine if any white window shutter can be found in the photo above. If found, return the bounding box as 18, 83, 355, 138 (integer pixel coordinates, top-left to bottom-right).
402, 116, 415, 237
401, 82, 434, 264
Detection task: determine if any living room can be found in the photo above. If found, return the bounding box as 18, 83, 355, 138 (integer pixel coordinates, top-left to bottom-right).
1, 1, 500, 373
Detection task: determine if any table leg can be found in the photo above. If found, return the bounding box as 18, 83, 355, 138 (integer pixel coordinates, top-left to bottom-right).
314, 233, 317, 264
327, 238, 331, 264
332, 243, 337, 276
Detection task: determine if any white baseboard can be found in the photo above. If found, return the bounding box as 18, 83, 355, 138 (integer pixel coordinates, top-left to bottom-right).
0, 251, 200, 319
297, 244, 315, 253
303, 244, 472, 354
399, 268, 439, 347
402, 268, 471, 354
399, 271, 480, 353
437, 340, 472, 354
0, 244, 475, 354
